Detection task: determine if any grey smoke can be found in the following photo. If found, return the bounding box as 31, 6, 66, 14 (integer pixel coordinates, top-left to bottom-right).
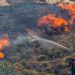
12, 33, 70, 50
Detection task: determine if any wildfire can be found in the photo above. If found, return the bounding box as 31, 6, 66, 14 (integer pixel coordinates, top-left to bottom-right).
38, 14, 70, 32
57, 3, 75, 24
0, 34, 10, 59
57, 3, 75, 11
0, 34, 10, 50
0, 52, 5, 59
38, 3, 75, 33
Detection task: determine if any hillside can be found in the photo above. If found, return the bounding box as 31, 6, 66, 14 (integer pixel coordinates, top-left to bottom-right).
0, 33, 74, 75
0, 0, 75, 75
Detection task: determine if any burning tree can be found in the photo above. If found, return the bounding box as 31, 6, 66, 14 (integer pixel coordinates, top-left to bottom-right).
37, 3, 75, 34
37, 14, 71, 34
0, 34, 10, 59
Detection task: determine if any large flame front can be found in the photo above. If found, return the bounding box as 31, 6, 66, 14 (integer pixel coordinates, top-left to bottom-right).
38, 3, 75, 33
38, 14, 70, 32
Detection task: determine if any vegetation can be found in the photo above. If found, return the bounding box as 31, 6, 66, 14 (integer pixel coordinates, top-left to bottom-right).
0, 1, 75, 75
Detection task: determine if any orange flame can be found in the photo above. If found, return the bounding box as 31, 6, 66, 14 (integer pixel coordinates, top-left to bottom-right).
38, 14, 70, 32
0, 35, 10, 50
0, 52, 5, 59
57, 3, 75, 11
57, 3, 75, 24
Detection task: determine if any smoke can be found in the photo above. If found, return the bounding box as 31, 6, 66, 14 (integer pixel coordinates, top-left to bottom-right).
31, 34, 70, 50
13, 35, 31, 45
12, 28, 70, 50
10, 29, 70, 50
0, 30, 71, 60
